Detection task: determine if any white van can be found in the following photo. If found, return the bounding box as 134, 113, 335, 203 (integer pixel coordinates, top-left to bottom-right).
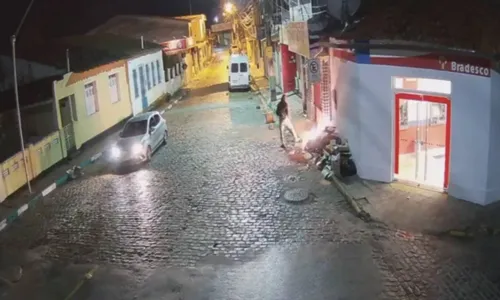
228, 54, 250, 91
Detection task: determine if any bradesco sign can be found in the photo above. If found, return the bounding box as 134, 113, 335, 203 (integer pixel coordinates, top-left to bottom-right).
450, 61, 490, 77
438, 56, 490, 77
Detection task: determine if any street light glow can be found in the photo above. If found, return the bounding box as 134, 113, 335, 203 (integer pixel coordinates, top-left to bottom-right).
224, 2, 235, 14
214, 16, 219, 23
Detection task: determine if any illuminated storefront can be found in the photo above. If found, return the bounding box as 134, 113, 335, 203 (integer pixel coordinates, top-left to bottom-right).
161, 37, 196, 82
329, 39, 498, 205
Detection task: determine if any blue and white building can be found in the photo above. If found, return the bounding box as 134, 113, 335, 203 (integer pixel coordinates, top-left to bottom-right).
127, 49, 167, 116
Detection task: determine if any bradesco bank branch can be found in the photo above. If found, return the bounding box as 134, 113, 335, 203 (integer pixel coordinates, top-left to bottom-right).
330, 42, 500, 205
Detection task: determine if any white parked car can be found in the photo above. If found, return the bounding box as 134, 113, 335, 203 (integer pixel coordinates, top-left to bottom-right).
109, 111, 168, 166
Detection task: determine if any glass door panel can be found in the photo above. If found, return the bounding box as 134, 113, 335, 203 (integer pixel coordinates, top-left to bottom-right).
414, 100, 429, 183
397, 98, 417, 181
396, 94, 448, 189
420, 102, 447, 187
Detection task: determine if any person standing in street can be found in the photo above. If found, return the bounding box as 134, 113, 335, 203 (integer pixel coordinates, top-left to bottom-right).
276, 95, 301, 148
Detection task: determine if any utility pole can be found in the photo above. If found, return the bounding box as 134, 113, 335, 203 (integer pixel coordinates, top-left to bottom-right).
263, 0, 277, 101
189, 0, 192, 14
11, 0, 36, 194
254, 0, 262, 68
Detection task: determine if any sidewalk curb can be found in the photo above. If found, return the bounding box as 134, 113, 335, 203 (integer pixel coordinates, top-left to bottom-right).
331, 175, 371, 222
0, 92, 187, 234
250, 80, 271, 112
250, 80, 280, 128
0, 152, 103, 233
160, 93, 185, 114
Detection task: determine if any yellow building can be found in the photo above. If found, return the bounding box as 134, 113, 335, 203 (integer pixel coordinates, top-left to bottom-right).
175, 15, 212, 70
54, 60, 132, 151
176, 14, 207, 42
0, 76, 68, 201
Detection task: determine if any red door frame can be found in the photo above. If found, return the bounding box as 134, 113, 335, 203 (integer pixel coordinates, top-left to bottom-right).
394, 93, 452, 188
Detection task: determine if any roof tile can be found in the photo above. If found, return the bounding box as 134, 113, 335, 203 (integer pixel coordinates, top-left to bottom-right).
66, 60, 126, 86
15, 34, 160, 74
87, 15, 190, 44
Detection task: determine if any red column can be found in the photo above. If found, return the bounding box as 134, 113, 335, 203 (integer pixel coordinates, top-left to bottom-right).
313, 83, 321, 111
320, 56, 331, 123
280, 44, 297, 93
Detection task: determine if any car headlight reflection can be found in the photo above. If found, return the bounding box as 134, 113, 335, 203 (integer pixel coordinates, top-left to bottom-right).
131, 143, 143, 156
110, 146, 121, 159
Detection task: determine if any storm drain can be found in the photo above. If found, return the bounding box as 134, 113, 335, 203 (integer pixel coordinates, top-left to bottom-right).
283, 188, 309, 203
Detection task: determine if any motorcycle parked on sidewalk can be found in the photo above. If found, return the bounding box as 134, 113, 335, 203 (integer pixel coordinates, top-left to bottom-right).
304, 126, 339, 167
330, 142, 357, 178
303, 126, 357, 179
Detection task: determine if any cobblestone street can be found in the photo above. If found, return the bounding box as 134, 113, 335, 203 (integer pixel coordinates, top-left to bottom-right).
0, 50, 499, 299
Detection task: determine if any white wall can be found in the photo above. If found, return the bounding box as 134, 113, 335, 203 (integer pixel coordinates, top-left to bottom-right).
331, 51, 493, 205
0, 55, 63, 91
127, 51, 166, 116
165, 64, 183, 95
487, 71, 500, 204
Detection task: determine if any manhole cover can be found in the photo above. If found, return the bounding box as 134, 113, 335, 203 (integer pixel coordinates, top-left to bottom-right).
285, 175, 299, 182
283, 188, 309, 202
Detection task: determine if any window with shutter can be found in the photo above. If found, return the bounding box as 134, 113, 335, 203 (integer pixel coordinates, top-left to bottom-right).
109, 74, 120, 103
151, 62, 156, 86
156, 60, 162, 83
132, 69, 139, 98
84, 82, 98, 115
146, 64, 151, 90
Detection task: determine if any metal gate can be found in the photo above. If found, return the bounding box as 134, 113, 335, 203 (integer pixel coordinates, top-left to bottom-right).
62, 123, 76, 154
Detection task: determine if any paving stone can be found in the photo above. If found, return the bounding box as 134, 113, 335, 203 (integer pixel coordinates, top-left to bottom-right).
0, 52, 499, 300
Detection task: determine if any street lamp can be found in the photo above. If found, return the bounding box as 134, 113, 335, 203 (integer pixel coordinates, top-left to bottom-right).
214, 16, 219, 23
224, 2, 235, 14
11, 0, 36, 193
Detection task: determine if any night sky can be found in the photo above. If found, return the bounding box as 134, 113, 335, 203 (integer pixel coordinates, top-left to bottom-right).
0, 0, 221, 50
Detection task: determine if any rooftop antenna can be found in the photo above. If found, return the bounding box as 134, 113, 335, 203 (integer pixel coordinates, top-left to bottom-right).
66, 49, 70, 72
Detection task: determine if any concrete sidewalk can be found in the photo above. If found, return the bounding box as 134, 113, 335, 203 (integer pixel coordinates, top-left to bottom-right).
342, 178, 500, 236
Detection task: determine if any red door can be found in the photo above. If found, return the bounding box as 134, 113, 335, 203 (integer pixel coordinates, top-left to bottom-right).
394, 93, 451, 188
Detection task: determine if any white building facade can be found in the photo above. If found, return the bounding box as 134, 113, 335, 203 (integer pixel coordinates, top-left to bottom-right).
329, 39, 498, 205
126, 50, 167, 116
